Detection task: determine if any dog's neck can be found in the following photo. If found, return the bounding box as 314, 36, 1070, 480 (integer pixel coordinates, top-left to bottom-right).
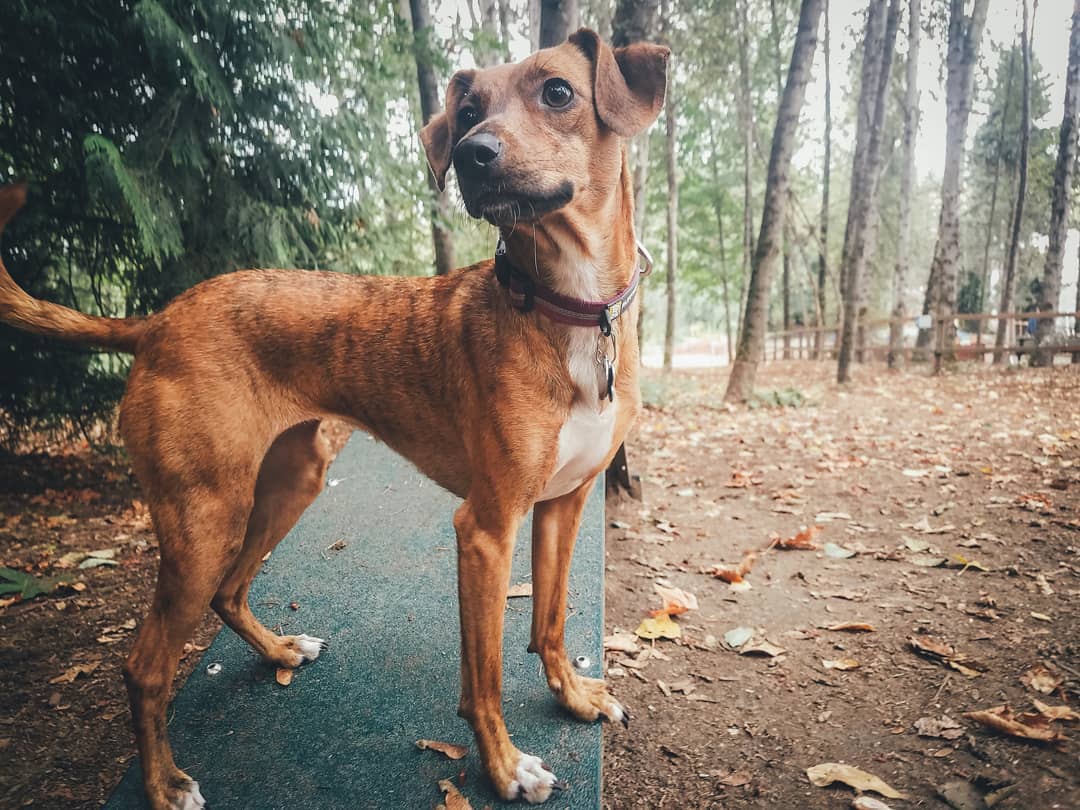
499, 151, 637, 308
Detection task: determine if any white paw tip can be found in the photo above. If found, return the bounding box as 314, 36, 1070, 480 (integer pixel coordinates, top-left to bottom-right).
605, 700, 626, 724
507, 753, 558, 804
173, 781, 205, 810
293, 634, 325, 662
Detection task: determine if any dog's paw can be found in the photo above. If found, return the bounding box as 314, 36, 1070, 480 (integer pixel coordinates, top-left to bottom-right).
291, 634, 327, 662
504, 753, 561, 804
278, 633, 326, 667
553, 673, 628, 726
167, 778, 205, 810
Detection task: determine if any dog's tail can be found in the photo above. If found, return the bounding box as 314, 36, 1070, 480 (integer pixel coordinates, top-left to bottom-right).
0, 183, 146, 353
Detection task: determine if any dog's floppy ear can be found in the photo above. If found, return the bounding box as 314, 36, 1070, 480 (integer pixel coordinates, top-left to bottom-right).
420, 70, 477, 191
420, 112, 452, 191
569, 28, 669, 138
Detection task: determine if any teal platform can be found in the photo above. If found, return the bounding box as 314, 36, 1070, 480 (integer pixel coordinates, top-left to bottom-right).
106, 433, 604, 809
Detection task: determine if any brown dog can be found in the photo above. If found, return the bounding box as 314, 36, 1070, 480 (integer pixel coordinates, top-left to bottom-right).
0, 29, 667, 808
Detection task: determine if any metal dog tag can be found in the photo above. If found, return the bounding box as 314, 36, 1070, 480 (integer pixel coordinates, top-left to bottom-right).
596, 332, 615, 402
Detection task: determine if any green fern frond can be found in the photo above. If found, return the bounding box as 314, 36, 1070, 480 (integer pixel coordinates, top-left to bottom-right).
83, 134, 184, 265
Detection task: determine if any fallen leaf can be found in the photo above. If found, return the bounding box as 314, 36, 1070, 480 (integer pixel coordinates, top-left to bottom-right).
805, 763, 906, 799
822, 658, 860, 671
437, 778, 474, 810
1032, 700, 1080, 722
908, 636, 984, 677
1030, 611, 1052, 622
824, 542, 856, 559
636, 614, 681, 640
48, 661, 100, 684
903, 536, 931, 553
772, 525, 822, 550
650, 583, 698, 617
707, 551, 757, 584
415, 739, 468, 760
275, 668, 293, 686
719, 771, 752, 787
506, 582, 532, 598
853, 797, 894, 810
826, 622, 875, 633
962, 704, 1068, 744
603, 632, 639, 655
914, 716, 965, 740
949, 554, 988, 572
740, 640, 786, 658
723, 626, 754, 649
1020, 664, 1063, 695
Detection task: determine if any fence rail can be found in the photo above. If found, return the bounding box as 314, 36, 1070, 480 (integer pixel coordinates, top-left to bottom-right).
764, 310, 1080, 370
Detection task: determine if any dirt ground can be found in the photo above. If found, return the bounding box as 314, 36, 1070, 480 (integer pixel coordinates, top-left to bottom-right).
0, 362, 1078, 809
603, 363, 1080, 810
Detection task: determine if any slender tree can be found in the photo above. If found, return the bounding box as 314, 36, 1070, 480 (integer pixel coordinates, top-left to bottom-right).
611, 0, 660, 349
917, 0, 990, 358
607, 0, 660, 499
815, 0, 831, 360
994, 1, 1033, 363
735, 0, 755, 349
977, 47, 1017, 315
887, 0, 920, 368
836, 0, 901, 384
405, 0, 455, 276
662, 2, 678, 372
770, 0, 794, 359
539, 0, 580, 47
725, 0, 824, 402
1034, 0, 1080, 366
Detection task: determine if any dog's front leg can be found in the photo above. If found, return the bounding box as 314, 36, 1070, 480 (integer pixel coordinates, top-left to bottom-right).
529, 478, 628, 726
453, 499, 558, 804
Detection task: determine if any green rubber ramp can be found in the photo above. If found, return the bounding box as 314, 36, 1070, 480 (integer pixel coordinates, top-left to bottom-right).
107, 432, 604, 809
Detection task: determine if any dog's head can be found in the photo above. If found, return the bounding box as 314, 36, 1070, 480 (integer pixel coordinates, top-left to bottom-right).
420, 29, 669, 228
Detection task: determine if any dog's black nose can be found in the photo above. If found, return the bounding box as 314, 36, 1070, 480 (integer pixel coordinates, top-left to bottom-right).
454, 133, 503, 179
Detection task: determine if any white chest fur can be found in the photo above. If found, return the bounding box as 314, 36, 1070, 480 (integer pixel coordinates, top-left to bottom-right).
539, 329, 616, 502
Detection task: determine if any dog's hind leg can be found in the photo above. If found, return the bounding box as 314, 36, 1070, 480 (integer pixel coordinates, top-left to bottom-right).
211, 420, 332, 668
529, 477, 628, 727
123, 493, 251, 810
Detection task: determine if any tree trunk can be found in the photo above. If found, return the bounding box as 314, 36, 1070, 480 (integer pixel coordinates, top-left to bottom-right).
1075, 228, 1080, 363
887, 0, 920, 368
662, 3, 677, 372
529, 0, 541, 51
405, 0, 456, 276
994, 1, 1033, 364
736, 0, 755, 352
725, 0, 825, 402
497, 0, 515, 62
977, 47, 1017, 318
770, 0, 794, 360
815, 0, 831, 360
836, 0, 901, 384
919, 0, 990, 361
539, 0, 580, 47
709, 125, 734, 364
607, 0, 660, 499
1034, 0, 1080, 366
613, 0, 660, 354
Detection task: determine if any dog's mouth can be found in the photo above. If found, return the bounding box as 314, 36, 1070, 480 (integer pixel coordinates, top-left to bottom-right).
462, 182, 575, 226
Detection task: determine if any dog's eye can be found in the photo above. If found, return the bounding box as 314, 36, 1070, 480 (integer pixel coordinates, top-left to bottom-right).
542, 78, 573, 109
457, 106, 480, 130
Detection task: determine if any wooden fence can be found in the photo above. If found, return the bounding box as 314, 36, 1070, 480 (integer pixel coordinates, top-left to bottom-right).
764, 310, 1080, 371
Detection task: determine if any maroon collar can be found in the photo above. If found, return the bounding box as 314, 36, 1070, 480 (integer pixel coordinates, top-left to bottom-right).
493, 239, 652, 332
